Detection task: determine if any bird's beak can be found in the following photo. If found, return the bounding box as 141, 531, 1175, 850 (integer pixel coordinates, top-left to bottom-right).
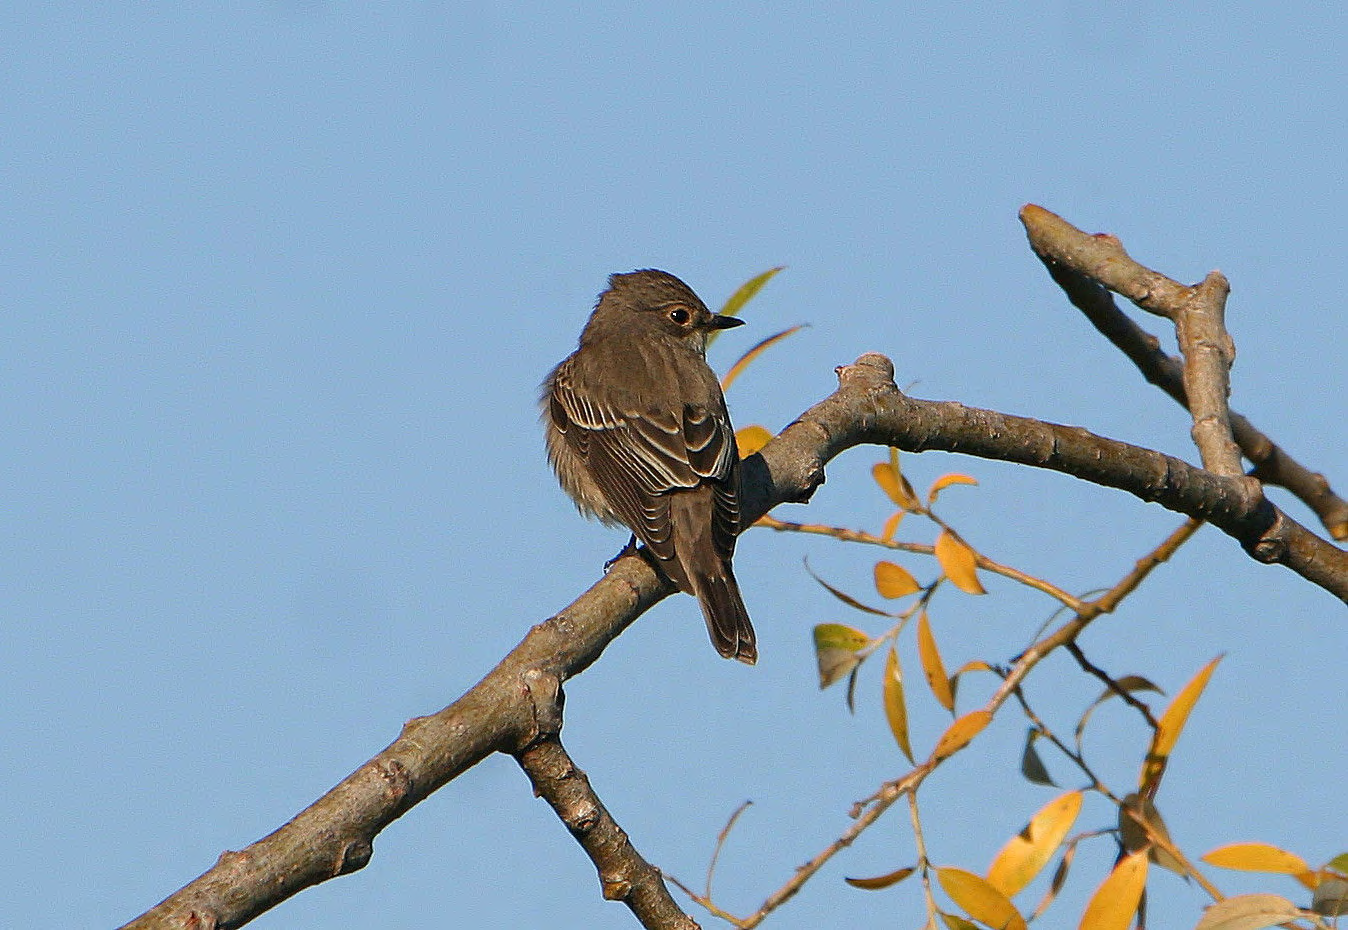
709, 314, 746, 330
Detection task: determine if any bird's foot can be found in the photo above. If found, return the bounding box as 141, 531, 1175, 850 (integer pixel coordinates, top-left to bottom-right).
604, 534, 640, 572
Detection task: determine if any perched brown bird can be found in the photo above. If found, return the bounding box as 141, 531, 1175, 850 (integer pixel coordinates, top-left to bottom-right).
543, 270, 756, 664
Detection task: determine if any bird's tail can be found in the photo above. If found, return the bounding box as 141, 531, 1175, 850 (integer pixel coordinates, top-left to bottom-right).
692, 569, 757, 665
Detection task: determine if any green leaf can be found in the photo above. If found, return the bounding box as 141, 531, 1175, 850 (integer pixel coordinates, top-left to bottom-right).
1019, 730, 1055, 786
813, 623, 870, 690
718, 266, 784, 319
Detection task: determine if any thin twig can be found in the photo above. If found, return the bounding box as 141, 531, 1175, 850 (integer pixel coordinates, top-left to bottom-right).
705, 801, 754, 900
1065, 643, 1160, 731
756, 514, 1089, 612
1010, 686, 1112, 797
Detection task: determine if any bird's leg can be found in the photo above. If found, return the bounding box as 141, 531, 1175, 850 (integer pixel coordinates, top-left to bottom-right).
604, 533, 640, 572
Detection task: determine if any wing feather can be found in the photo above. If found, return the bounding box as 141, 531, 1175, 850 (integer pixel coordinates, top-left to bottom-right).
547, 355, 740, 572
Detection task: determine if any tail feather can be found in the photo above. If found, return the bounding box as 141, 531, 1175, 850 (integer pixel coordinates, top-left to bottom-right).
692, 570, 757, 665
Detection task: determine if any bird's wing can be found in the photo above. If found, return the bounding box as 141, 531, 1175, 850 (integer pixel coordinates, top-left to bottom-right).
549, 360, 739, 565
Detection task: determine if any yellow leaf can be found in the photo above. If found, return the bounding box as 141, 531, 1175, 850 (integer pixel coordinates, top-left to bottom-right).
927, 473, 979, 505
955, 660, 994, 675
880, 510, 904, 542
932, 710, 991, 761
949, 660, 993, 707
845, 866, 916, 890
873, 449, 921, 510
917, 610, 955, 712
940, 915, 980, 930
1297, 869, 1326, 892
987, 791, 1084, 897
735, 424, 773, 458
874, 560, 921, 599
937, 867, 1027, 930
720, 323, 806, 389
1079, 851, 1148, 930
883, 647, 914, 763
1193, 893, 1304, 930
935, 531, 986, 595
813, 623, 870, 690
1202, 843, 1311, 876
1140, 654, 1223, 791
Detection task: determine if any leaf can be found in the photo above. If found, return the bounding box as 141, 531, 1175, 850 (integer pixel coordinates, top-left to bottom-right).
845, 664, 861, 713
874, 560, 921, 599
734, 424, 773, 458
718, 265, 784, 318
932, 710, 992, 761
1074, 675, 1164, 748
1019, 731, 1056, 787
873, 448, 921, 511
1078, 851, 1148, 930
927, 473, 979, 505
935, 531, 986, 595
1193, 893, 1305, 930
1312, 875, 1348, 917
880, 510, 904, 542
813, 623, 870, 690
940, 914, 981, 930
936, 867, 1027, 930
949, 660, 993, 707
883, 647, 914, 763
1029, 837, 1079, 921
845, 866, 916, 890
814, 623, 871, 652
805, 561, 896, 617
955, 660, 994, 674
1140, 655, 1223, 792
987, 791, 1083, 897
1119, 793, 1185, 874
1201, 843, 1311, 876
720, 324, 806, 389
917, 610, 955, 712
1327, 852, 1348, 875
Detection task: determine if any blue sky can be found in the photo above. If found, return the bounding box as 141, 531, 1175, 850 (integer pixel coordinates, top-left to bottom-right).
2, 4, 1344, 929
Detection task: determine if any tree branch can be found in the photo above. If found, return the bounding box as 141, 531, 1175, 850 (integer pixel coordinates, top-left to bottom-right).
117, 354, 889, 929
120, 344, 1344, 928
1021, 204, 1348, 540
514, 669, 700, 929
845, 368, 1348, 600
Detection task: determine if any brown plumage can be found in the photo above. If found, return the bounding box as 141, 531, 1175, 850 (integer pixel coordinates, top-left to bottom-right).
542, 270, 756, 664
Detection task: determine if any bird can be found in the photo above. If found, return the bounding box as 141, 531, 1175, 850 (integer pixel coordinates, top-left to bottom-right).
542, 269, 757, 664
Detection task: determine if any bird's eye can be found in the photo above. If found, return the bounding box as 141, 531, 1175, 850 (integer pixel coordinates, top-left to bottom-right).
667, 306, 691, 325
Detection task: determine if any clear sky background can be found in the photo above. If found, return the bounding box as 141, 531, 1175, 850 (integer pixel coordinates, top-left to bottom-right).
3, 4, 1344, 929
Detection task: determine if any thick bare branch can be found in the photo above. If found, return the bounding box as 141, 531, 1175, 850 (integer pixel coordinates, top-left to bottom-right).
1173, 270, 1243, 475
117, 355, 890, 929
844, 368, 1348, 600
120, 350, 1343, 929
1021, 203, 1348, 539
514, 669, 699, 929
